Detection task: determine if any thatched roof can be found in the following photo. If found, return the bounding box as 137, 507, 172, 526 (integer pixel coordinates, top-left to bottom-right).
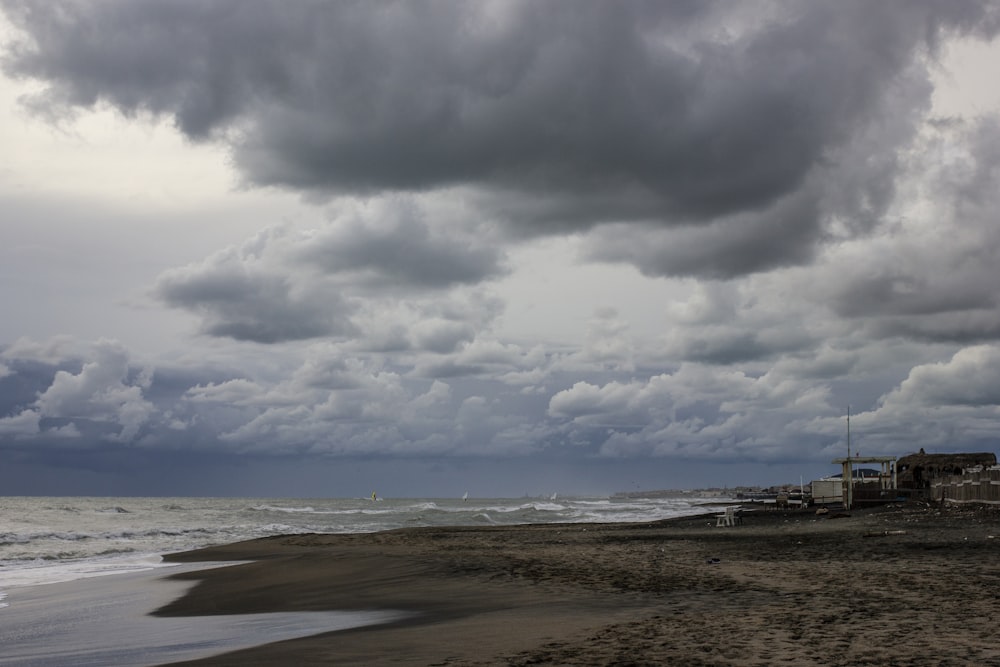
897, 451, 996, 469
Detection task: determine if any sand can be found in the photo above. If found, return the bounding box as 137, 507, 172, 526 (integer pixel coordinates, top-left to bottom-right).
154, 501, 1000, 666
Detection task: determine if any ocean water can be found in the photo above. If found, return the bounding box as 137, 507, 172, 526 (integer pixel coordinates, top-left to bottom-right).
0, 494, 724, 598
0, 494, 724, 666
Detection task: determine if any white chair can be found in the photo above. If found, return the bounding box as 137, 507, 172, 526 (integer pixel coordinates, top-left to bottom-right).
715, 507, 731, 526
715, 506, 740, 527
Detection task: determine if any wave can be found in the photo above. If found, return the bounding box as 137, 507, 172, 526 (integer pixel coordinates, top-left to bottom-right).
40, 550, 93, 561
2, 526, 217, 546
405, 502, 441, 512
49, 505, 82, 513
1, 495, 724, 591
1, 531, 90, 545
520, 502, 567, 512
92, 547, 138, 557
253, 523, 312, 535
249, 504, 317, 514
0, 552, 182, 589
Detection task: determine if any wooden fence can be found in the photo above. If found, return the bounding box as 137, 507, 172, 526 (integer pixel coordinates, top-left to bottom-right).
931, 466, 1000, 505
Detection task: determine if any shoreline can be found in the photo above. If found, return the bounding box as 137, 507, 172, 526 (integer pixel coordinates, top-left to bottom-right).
151, 501, 1000, 666
0, 563, 405, 667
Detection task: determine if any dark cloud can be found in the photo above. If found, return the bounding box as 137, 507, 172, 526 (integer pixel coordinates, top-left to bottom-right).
154, 247, 359, 343
296, 202, 507, 289
6, 0, 997, 278
834, 271, 997, 319
641, 280, 818, 365
675, 331, 802, 366
410, 319, 476, 354
5, 1, 1000, 495
410, 359, 489, 380
582, 189, 822, 278
150, 200, 506, 344
820, 117, 1000, 344
867, 312, 1000, 345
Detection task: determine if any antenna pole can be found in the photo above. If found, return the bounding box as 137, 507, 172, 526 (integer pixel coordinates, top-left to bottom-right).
844, 405, 853, 510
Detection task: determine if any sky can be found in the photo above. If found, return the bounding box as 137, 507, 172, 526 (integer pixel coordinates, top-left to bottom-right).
2, 0, 1000, 498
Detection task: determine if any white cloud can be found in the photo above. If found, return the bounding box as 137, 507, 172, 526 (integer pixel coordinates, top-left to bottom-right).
6, 339, 157, 443
1, 335, 80, 364
46, 422, 81, 439
185, 379, 268, 406
0, 408, 40, 436
881, 345, 1000, 409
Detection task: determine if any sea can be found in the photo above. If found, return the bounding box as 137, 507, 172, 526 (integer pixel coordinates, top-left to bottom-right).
0, 494, 725, 666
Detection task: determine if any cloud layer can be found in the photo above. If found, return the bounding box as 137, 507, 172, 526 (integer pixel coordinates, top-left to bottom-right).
7, 1, 997, 277
2, 1, 1000, 494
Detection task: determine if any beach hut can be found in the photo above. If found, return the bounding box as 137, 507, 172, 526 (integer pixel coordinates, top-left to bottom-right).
811, 468, 884, 505
829, 456, 897, 509
810, 478, 843, 505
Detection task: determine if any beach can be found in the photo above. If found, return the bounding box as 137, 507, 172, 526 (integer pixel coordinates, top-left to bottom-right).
151, 501, 1000, 666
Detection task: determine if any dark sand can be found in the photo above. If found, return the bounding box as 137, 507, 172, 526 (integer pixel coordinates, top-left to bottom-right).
156, 501, 1000, 666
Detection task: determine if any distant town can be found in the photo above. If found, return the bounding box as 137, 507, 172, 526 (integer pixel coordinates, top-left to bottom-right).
614, 450, 1000, 509
612, 486, 779, 500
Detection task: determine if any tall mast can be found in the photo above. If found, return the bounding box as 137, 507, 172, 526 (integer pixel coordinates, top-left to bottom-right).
846, 404, 853, 510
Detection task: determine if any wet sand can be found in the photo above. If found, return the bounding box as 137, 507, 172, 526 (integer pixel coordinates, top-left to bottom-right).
0, 564, 402, 667
156, 501, 1000, 666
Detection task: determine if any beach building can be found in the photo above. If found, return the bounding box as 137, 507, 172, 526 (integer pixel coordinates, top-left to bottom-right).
810, 467, 890, 506
892, 450, 999, 505
828, 456, 897, 509
896, 451, 997, 492
819, 451, 999, 509
809, 478, 842, 504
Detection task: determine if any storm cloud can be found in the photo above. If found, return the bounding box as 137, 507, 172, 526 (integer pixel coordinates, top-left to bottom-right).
2, 1, 1000, 495
6, 0, 998, 277
151, 199, 506, 344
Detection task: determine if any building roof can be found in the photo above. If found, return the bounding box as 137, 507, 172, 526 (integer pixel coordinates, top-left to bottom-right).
896, 452, 996, 468
830, 456, 896, 464
824, 468, 884, 479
